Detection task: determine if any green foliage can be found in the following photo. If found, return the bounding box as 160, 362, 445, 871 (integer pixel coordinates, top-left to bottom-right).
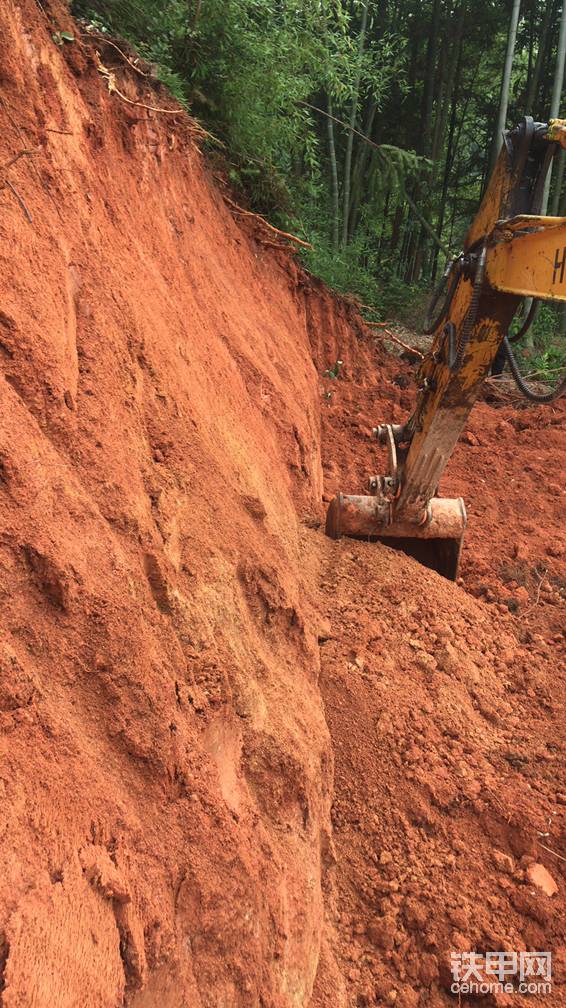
517, 304, 566, 381
72, 0, 566, 332
52, 30, 75, 45
529, 303, 558, 347
322, 359, 344, 379
73, 0, 416, 305
528, 344, 566, 380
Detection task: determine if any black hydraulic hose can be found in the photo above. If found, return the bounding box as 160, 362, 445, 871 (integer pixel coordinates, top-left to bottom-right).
443, 321, 458, 371
425, 246, 564, 401
509, 298, 540, 343
423, 259, 460, 335
503, 336, 566, 403
453, 244, 487, 371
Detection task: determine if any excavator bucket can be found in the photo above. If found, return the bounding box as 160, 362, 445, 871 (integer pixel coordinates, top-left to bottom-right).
325, 493, 467, 581
324, 119, 566, 584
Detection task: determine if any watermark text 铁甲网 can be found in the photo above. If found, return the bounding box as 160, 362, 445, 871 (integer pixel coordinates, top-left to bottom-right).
450, 950, 552, 996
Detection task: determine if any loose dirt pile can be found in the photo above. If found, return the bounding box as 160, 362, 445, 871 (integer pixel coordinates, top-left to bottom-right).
0, 3, 564, 1007
311, 539, 564, 1007
318, 341, 565, 636
313, 334, 565, 1007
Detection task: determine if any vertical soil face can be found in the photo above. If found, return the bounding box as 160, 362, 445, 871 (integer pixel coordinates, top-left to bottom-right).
0, 3, 346, 1005
0, 4, 565, 1008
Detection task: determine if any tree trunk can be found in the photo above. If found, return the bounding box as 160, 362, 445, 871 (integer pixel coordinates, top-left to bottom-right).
430, 74, 446, 168
342, 1, 369, 247
525, 0, 557, 113
411, 0, 441, 282
524, 0, 535, 106
432, 36, 464, 279
431, 6, 465, 176
376, 184, 391, 261
542, 0, 566, 212
390, 200, 405, 255
488, 0, 521, 177
402, 186, 450, 257
348, 96, 378, 241
398, 213, 412, 276
421, 0, 441, 158
326, 94, 340, 249
524, 0, 566, 343
429, 5, 465, 279
550, 150, 565, 215
191, 0, 202, 32
448, 176, 459, 247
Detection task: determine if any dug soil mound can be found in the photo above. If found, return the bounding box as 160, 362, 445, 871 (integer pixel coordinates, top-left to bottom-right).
312, 539, 565, 1008
311, 316, 565, 1008
319, 341, 566, 638
314, 329, 565, 1008
0, 3, 564, 1007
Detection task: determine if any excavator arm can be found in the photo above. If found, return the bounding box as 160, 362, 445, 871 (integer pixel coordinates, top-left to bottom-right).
326, 118, 566, 579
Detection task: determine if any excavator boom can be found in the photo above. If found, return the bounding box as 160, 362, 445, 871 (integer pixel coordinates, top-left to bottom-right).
326, 118, 566, 579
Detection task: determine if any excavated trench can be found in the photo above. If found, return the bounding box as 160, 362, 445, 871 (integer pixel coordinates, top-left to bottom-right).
0, 4, 564, 1007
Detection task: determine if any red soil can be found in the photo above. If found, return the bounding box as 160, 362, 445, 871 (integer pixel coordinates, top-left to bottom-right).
0, 4, 335, 1003
0, 3, 564, 1007
311, 343, 565, 1006
318, 338, 565, 636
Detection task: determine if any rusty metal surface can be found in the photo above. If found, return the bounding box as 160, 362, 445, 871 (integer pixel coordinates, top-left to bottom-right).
325, 494, 466, 579
486, 218, 566, 300
324, 117, 563, 579
546, 118, 566, 148
325, 494, 466, 541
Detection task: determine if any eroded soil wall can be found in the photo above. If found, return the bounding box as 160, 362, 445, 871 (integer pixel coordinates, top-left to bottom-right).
0, 4, 356, 1004
0, 5, 564, 1008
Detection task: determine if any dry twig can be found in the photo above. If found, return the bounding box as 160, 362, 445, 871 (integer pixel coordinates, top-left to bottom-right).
537, 841, 566, 864
356, 302, 381, 313
1, 149, 34, 171
82, 31, 153, 77
96, 55, 179, 114
258, 239, 292, 251
0, 98, 65, 226
523, 567, 548, 618
0, 149, 34, 222
95, 56, 220, 144
222, 193, 313, 249
364, 321, 424, 359
521, 364, 566, 380
4, 179, 32, 222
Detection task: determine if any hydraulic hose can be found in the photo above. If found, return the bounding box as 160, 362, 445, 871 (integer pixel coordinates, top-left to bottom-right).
509, 298, 540, 343
423, 258, 461, 335
453, 244, 487, 372
503, 336, 566, 403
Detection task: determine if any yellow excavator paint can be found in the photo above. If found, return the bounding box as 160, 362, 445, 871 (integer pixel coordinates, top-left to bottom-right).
325, 118, 566, 579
